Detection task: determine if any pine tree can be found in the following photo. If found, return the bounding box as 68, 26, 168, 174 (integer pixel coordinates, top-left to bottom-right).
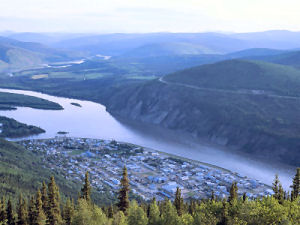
112, 211, 127, 225
46, 176, 61, 225
174, 187, 183, 216
272, 174, 280, 199
33, 190, 46, 225
107, 205, 114, 219
62, 198, 73, 225
28, 197, 35, 225
161, 200, 180, 225
278, 183, 284, 204
188, 200, 196, 216
228, 182, 238, 203
127, 201, 148, 225
6, 199, 15, 225
80, 171, 91, 203
17, 195, 28, 225
242, 192, 247, 202
290, 168, 300, 201
41, 182, 48, 213
220, 199, 228, 225
118, 166, 130, 213
0, 196, 6, 223
211, 190, 215, 201
148, 198, 160, 225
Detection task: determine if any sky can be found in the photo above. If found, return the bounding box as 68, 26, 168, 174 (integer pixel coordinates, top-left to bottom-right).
1, 0, 300, 33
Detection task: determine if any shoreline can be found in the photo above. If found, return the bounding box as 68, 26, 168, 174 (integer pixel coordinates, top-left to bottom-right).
0, 87, 294, 189
16, 136, 272, 189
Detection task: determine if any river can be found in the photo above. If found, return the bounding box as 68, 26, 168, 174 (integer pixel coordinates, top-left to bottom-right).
0, 88, 295, 189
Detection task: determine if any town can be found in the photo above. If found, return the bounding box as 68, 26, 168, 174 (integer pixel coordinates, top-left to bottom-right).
19, 137, 274, 201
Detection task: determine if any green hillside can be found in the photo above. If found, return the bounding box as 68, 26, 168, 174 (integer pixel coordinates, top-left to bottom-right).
270, 51, 300, 68
0, 138, 116, 205
105, 60, 300, 167
165, 59, 300, 96
0, 138, 77, 200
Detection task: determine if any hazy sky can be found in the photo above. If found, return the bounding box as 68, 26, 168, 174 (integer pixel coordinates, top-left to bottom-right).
1, 0, 300, 33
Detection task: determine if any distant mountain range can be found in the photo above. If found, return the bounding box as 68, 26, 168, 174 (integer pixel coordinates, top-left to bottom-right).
46, 30, 300, 56
1, 30, 300, 73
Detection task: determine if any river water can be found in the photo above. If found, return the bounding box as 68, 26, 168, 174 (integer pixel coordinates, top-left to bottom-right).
0, 88, 295, 189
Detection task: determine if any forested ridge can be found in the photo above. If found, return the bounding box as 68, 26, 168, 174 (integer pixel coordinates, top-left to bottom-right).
0, 167, 299, 225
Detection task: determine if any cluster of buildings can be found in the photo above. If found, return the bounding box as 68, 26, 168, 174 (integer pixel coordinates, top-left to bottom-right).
19, 137, 273, 201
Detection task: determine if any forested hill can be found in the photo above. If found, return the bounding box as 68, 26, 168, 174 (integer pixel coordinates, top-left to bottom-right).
105, 60, 300, 167
164, 60, 300, 97
0, 167, 299, 225
0, 139, 114, 204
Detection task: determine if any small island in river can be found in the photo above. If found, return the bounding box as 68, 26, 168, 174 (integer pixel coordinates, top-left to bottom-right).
0, 116, 45, 138
0, 92, 63, 110
71, 102, 82, 107
57, 131, 69, 135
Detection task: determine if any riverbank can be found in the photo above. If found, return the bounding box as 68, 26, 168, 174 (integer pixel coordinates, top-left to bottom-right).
19, 137, 273, 201
0, 88, 295, 189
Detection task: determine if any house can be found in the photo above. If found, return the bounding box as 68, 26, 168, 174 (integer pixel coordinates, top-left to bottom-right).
161, 182, 181, 194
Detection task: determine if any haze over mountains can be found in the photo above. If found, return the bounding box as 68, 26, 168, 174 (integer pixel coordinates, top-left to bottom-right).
2, 30, 300, 74
0, 36, 84, 72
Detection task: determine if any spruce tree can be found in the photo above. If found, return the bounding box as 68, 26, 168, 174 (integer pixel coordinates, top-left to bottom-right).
28, 197, 35, 225
148, 198, 160, 225
62, 198, 74, 225
41, 182, 48, 213
0, 196, 6, 223
290, 168, 300, 201
107, 204, 114, 219
272, 174, 280, 199
278, 183, 284, 204
174, 187, 183, 216
17, 195, 28, 225
34, 190, 46, 225
6, 199, 15, 225
118, 166, 130, 213
211, 190, 215, 201
127, 201, 148, 225
46, 176, 61, 225
220, 199, 228, 225
81, 171, 91, 203
242, 192, 247, 202
188, 200, 196, 215
228, 182, 238, 203
160, 200, 180, 225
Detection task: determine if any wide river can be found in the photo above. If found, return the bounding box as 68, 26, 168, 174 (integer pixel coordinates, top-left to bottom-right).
0, 88, 295, 189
